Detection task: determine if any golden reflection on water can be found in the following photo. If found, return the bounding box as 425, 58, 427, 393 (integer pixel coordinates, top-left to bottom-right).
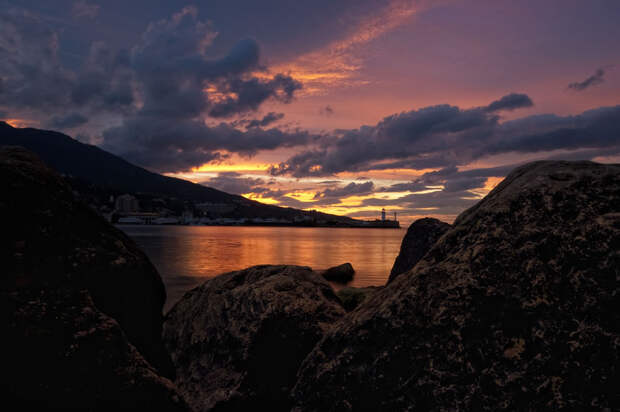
119, 225, 405, 311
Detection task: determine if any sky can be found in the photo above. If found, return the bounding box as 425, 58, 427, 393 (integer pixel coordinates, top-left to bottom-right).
1, 0, 619, 224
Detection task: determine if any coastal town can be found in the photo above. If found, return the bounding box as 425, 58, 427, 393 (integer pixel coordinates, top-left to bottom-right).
107, 193, 400, 228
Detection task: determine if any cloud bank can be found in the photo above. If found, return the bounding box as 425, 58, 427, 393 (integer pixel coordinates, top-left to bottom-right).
0, 6, 305, 171
269, 94, 620, 177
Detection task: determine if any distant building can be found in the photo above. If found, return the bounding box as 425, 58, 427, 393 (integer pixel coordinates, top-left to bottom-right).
115, 194, 139, 213
381, 208, 386, 221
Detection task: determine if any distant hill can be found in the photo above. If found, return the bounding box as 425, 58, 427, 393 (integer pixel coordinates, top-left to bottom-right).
0, 121, 356, 223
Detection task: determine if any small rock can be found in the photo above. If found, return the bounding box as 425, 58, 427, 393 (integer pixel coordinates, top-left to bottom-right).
321, 262, 355, 283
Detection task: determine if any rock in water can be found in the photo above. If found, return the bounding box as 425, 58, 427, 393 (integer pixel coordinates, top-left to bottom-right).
1, 147, 185, 409
292, 161, 620, 411
321, 262, 355, 283
163, 265, 346, 411
388, 217, 451, 284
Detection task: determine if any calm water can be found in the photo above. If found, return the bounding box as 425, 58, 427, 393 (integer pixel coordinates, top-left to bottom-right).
118, 225, 405, 311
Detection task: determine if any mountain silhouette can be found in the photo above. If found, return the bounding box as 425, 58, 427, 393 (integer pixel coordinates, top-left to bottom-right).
0, 121, 356, 223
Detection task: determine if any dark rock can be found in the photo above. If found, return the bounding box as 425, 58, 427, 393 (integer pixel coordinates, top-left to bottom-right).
2, 288, 188, 411
336, 286, 382, 311
388, 217, 450, 284
162, 265, 346, 412
291, 161, 620, 411
321, 262, 355, 283
1, 147, 185, 408
1, 146, 173, 377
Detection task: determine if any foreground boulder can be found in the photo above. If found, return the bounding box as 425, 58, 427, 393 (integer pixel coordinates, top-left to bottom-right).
388, 217, 451, 284
163, 265, 346, 411
3, 288, 188, 410
321, 262, 355, 283
1, 147, 184, 408
292, 161, 620, 411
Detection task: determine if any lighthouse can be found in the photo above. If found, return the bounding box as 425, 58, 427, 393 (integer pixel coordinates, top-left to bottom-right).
381, 208, 386, 221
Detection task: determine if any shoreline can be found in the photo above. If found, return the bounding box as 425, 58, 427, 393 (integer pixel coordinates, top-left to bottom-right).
115, 221, 402, 229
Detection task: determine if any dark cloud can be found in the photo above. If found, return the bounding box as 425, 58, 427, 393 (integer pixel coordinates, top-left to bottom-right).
270, 95, 620, 178
121, 148, 228, 174
320, 105, 334, 116
362, 189, 481, 216
269, 98, 504, 177
378, 164, 511, 195
352, 164, 519, 217
314, 181, 374, 201
0, 5, 305, 171
0, 8, 137, 119
485, 105, 620, 155
378, 181, 428, 192
102, 118, 319, 172
0, 8, 133, 121
70, 42, 134, 111
364, 163, 532, 216
245, 112, 285, 128
130, 9, 299, 120
442, 176, 487, 192
0, 8, 75, 111
208, 75, 301, 118
568, 68, 606, 91
48, 112, 89, 129
485, 93, 533, 112
201, 172, 266, 194
101, 7, 305, 170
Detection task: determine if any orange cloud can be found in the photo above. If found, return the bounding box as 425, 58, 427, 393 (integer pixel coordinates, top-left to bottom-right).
285, 191, 318, 203
242, 193, 280, 204
4, 118, 30, 128
263, 0, 420, 95
192, 162, 270, 173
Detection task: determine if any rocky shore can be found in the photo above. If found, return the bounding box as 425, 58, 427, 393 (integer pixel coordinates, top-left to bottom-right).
1, 147, 187, 410
2, 147, 618, 411
292, 161, 620, 411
